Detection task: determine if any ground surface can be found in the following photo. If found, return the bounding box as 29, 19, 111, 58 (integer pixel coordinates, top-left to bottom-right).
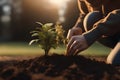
0, 54, 120, 80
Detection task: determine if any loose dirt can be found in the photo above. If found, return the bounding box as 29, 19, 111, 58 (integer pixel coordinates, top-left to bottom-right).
0, 54, 120, 80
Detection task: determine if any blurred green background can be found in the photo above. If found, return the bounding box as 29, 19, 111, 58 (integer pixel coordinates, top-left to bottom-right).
0, 0, 111, 57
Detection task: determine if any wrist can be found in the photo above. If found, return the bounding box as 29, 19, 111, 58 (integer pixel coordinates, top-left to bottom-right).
83, 27, 102, 46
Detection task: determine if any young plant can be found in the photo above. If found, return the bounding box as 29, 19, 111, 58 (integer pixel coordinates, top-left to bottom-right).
29, 22, 65, 56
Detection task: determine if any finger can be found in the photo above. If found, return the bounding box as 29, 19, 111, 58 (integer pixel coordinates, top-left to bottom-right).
74, 49, 80, 56
74, 49, 82, 56
67, 29, 73, 40
66, 38, 75, 55
66, 40, 74, 55
74, 46, 85, 55
69, 41, 80, 56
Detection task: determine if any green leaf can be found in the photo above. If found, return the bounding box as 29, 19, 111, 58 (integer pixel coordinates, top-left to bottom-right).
36, 22, 43, 26
29, 39, 39, 45
30, 31, 39, 34
51, 44, 57, 49
31, 33, 39, 37
44, 23, 53, 27
48, 28, 55, 32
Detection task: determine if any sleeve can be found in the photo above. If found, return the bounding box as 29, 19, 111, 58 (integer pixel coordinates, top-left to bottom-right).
83, 9, 120, 46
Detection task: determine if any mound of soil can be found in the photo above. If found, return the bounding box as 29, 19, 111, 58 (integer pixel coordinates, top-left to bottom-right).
0, 54, 120, 80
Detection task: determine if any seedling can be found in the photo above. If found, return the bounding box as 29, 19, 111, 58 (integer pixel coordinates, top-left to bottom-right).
29, 22, 66, 56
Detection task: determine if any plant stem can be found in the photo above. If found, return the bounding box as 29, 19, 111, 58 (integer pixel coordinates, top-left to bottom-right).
45, 49, 50, 56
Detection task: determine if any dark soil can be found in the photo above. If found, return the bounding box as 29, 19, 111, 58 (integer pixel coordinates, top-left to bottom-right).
0, 54, 120, 80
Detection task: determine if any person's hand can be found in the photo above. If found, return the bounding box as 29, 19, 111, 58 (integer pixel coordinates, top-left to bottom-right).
67, 27, 82, 40
66, 35, 89, 56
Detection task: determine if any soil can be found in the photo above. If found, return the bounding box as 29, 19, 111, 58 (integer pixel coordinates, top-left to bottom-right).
0, 54, 120, 80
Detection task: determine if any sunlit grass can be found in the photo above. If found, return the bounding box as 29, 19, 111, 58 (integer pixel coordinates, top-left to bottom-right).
0, 42, 111, 56
0, 42, 43, 56
81, 42, 111, 56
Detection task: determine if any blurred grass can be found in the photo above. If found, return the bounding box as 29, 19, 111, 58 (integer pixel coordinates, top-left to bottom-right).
0, 42, 111, 56
81, 42, 111, 56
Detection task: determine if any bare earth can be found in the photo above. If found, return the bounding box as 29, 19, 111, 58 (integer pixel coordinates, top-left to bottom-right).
0, 54, 120, 80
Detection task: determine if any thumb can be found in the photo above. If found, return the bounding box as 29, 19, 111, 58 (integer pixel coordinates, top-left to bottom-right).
67, 29, 73, 40
74, 28, 82, 35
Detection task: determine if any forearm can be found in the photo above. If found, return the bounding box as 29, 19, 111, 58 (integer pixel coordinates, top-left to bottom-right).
74, 14, 86, 32
83, 9, 120, 46
74, 0, 88, 32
